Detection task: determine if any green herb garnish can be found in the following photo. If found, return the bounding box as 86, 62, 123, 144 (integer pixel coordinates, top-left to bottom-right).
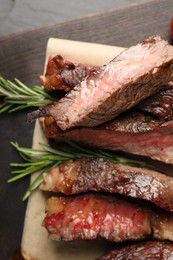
0, 76, 55, 113
8, 140, 152, 201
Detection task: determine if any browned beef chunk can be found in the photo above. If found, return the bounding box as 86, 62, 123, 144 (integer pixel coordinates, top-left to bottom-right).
63, 121, 173, 164
43, 193, 173, 242
40, 54, 99, 92
40, 157, 173, 212
98, 240, 173, 260
29, 36, 173, 130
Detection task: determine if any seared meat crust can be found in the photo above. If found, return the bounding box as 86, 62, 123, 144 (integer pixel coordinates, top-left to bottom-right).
40, 157, 173, 212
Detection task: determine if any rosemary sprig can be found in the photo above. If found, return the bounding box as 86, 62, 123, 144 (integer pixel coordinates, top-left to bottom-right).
8, 140, 152, 201
0, 76, 55, 113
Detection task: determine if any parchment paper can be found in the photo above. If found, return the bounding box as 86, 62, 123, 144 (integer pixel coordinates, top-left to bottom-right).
21, 39, 125, 260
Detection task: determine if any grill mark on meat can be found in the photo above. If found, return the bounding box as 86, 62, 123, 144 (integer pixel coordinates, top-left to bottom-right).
40, 54, 99, 92
138, 85, 173, 121
29, 36, 173, 130
98, 240, 173, 260
63, 121, 173, 164
40, 157, 173, 212
43, 193, 173, 242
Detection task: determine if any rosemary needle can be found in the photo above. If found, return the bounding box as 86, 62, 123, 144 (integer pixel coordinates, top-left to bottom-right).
0, 76, 55, 113
8, 140, 153, 201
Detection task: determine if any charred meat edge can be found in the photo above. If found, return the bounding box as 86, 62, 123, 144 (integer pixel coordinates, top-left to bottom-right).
40, 54, 99, 92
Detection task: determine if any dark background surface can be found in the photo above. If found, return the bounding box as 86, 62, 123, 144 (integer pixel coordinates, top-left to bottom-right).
0, 0, 172, 259
0, 0, 145, 37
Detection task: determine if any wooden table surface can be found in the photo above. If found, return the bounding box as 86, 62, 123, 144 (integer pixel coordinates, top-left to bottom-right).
0, 0, 172, 259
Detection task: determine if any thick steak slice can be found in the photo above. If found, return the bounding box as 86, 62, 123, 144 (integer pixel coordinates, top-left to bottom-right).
30, 36, 173, 130
40, 157, 173, 212
43, 194, 173, 242
42, 110, 162, 143
40, 55, 98, 92
98, 240, 173, 260
63, 121, 173, 164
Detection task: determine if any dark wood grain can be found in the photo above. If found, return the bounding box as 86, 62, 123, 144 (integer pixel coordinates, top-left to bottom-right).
0, 0, 172, 259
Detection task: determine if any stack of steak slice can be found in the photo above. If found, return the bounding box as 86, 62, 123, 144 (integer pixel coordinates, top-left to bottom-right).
30, 35, 173, 130
30, 35, 173, 163
40, 46, 173, 122
34, 35, 173, 258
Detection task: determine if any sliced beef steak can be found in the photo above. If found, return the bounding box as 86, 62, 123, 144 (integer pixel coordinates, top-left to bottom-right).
42, 54, 173, 123
63, 121, 173, 164
137, 85, 173, 121
41, 54, 173, 122
40, 54, 99, 92
98, 240, 173, 260
43, 194, 173, 242
30, 36, 173, 130
40, 157, 173, 212
42, 110, 162, 143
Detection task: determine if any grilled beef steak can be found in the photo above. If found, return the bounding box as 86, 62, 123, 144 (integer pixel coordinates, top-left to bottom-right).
98, 240, 173, 260
29, 36, 173, 130
41, 54, 173, 122
42, 54, 173, 123
63, 121, 173, 164
137, 86, 173, 121
40, 54, 99, 92
43, 193, 173, 242
41, 112, 172, 164
40, 157, 173, 212
42, 110, 162, 144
